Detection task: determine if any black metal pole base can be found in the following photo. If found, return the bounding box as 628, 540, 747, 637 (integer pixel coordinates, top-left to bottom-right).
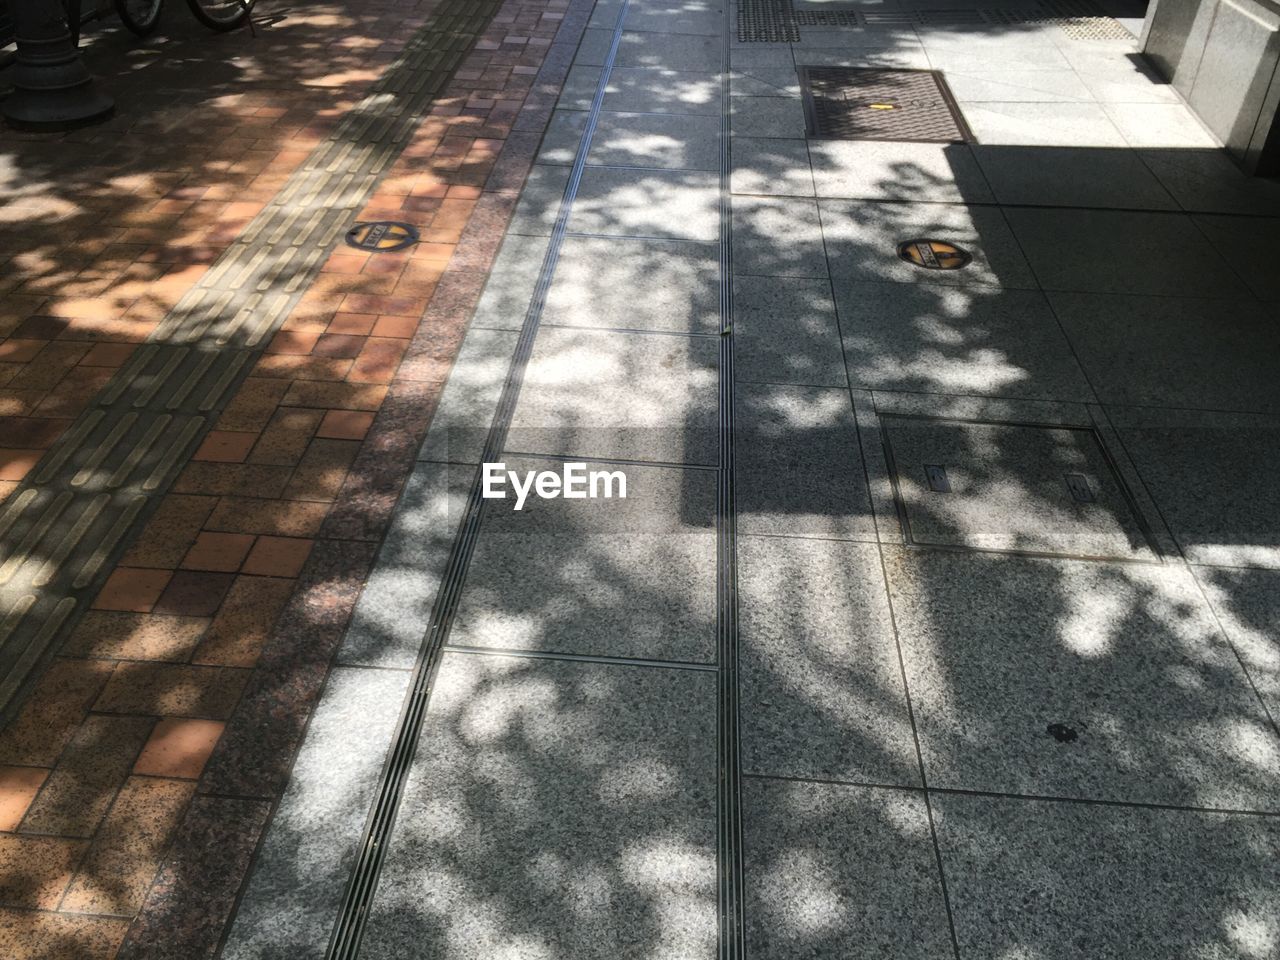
2, 0, 114, 131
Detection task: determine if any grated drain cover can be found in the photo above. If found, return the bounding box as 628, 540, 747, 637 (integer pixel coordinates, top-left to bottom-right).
801, 67, 973, 143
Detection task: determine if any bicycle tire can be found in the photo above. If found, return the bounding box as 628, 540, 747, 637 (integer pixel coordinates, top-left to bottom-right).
115, 0, 163, 35
185, 0, 255, 31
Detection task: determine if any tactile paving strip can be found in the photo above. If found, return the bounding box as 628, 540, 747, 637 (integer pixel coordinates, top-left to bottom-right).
744, 0, 1129, 38
0, 0, 501, 719
800, 67, 973, 143
737, 0, 800, 41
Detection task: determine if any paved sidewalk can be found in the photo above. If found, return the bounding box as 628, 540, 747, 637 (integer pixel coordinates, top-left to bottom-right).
222, 0, 1280, 958
0, 0, 587, 956
4, 0, 1280, 956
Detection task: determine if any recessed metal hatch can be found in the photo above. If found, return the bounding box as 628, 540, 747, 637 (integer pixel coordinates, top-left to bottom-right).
800, 67, 974, 143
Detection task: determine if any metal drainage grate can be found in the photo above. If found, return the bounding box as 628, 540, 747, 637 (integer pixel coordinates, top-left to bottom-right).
737, 0, 799, 41
801, 67, 973, 143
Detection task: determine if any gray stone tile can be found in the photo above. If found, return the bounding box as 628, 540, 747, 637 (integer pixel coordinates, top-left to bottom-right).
973, 144, 1178, 209
418, 328, 518, 465
470, 233, 551, 331
1104, 102, 1219, 147
736, 381, 877, 540
733, 275, 845, 386
452, 460, 716, 662
1193, 215, 1280, 300
730, 68, 802, 98
624, 0, 723, 35
730, 46, 797, 69
731, 96, 808, 138
1060, 45, 1180, 102
558, 63, 604, 111
546, 235, 720, 333
880, 416, 1155, 558
507, 326, 719, 465
1196, 566, 1280, 721
739, 537, 919, 783
837, 282, 1094, 402
1048, 291, 1280, 411
538, 109, 589, 165
359, 654, 718, 960
1109, 406, 1280, 569
616, 29, 722, 71
221, 666, 410, 960
588, 111, 721, 171
1003, 208, 1245, 297
793, 46, 932, 69
1138, 148, 1280, 216
574, 27, 618, 67
743, 779, 951, 959
730, 136, 815, 197
946, 68, 1092, 102
601, 68, 723, 115
588, 0, 624, 26
885, 547, 1280, 808
961, 101, 1129, 147
809, 140, 993, 204
925, 44, 1071, 72
569, 167, 720, 241
732, 195, 828, 279
339, 463, 471, 668
509, 163, 571, 236
935, 794, 1280, 958
819, 200, 1037, 289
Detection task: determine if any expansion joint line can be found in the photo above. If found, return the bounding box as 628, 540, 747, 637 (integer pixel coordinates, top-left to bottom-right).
322, 4, 635, 958
715, 13, 745, 960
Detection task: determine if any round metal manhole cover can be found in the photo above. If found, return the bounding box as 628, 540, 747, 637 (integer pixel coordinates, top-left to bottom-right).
345, 221, 419, 253
897, 238, 971, 270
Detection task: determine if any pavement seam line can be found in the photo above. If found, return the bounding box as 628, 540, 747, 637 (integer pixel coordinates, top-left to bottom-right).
321, 2, 636, 956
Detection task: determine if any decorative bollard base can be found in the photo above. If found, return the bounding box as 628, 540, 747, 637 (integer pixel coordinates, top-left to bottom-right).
2, 0, 113, 130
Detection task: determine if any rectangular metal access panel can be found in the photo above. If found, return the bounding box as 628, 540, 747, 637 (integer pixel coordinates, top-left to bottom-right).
800, 67, 974, 143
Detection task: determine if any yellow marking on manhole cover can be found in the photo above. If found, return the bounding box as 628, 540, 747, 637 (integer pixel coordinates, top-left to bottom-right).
897, 238, 972, 270
868, 103, 896, 110
345, 220, 419, 252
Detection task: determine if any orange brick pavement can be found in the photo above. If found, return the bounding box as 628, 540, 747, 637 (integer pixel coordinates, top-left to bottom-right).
0, 0, 586, 953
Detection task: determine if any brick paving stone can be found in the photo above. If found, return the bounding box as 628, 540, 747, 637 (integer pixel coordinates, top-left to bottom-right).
0, 834, 87, 908
0, 766, 48, 832
119, 496, 217, 570
19, 716, 154, 838
152, 572, 236, 618
0, 660, 116, 767
191, 577, 295, 668
132, 720, 226, 780
60, 777, 194, 917
93, 664, 249, 720
61, 613, 208, 663
0, 907, 128, 960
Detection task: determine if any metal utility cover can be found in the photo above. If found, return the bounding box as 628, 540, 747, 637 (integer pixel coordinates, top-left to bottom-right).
880, 416, 1158, 560
346, 220, 419, 252
800, 67, 973, 143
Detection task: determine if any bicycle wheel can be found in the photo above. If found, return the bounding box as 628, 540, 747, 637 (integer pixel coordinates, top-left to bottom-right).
115, 0, 163, 35
186, 0, 255, 31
